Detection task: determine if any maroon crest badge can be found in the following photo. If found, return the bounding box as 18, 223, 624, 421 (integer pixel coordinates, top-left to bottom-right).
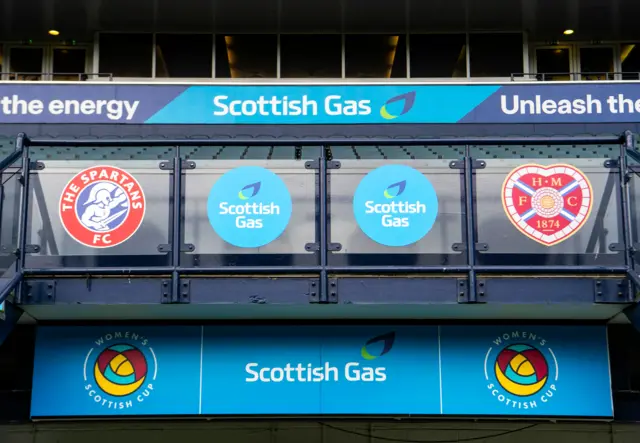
502, 164, 593, 246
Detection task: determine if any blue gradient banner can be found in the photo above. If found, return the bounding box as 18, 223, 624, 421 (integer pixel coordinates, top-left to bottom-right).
31, 325, 612, 418
2, 83, 640, 124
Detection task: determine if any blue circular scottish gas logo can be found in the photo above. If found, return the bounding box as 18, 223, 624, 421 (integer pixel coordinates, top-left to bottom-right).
353, 164, 438, 247
207, 166, 292, 248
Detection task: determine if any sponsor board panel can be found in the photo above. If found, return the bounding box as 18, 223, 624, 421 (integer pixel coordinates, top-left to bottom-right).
30, 325, 612, 417
2, 83, 640, 124
31, 326, 202, 417
319, 326, 440, 414
439, 326, 613, 417
201, 326, 323, 414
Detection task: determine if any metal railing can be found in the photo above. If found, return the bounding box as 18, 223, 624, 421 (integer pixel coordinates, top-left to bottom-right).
511, 72, 640, 81
0, 131, 638, 305
0, 72, 114, 81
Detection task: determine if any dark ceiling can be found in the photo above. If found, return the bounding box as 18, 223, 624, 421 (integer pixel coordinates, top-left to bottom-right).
0, 0, 639, 42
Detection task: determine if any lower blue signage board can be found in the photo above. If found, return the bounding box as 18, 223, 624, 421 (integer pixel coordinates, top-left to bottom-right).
3, 83, 640, 124
30, 325, 613, 418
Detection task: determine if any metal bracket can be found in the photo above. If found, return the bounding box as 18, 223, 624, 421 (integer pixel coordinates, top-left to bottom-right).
157, 243, 195, 253
328, 278, 338, 303
308, 279, 320, 303
449, 159, 486, 170
476, 280, 487, 301
177, 279, 191, 303
609, 243, 626, 252
159, 160, 196, 171
161, 279, 171, 303
29, 160, 45, 171
0, 245, 16, 255
22, 280, 56, 304
457, 278, 468, 302
24, 244, 40, 254
594, 279, 630, 303
451, 243, 488, 252
604, 159, 619, 169
182, 160, 196, 170
305, 242, 342, 252
305, 160, 341, 170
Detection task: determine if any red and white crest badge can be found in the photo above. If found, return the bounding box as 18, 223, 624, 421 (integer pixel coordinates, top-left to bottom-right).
59, 165, 146, 248
502, 164, 593, 246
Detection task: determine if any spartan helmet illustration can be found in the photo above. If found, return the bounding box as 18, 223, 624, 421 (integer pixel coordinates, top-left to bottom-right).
84, 182, 119, 206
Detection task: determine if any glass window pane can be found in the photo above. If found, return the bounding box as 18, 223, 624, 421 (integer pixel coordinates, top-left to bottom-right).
328, 146, 466, 268
26, 157, 173, 268
215, 35, 277, 78
580, 47, 614, 80
182, 150, 317, 267
9, 47, 43, 80
99, 33, 152, 77
621, 43, 640, 80
155, 34, 213, 78
473, 146, 623, 267
470, 33, 523, 77
345, 35, 407, 78
409, 34, 466, 78
280, 35, 341, 78
535, 48, 571, 81
52, 48, 86, 81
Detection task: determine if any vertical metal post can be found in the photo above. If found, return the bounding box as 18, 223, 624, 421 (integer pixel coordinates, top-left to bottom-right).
319, 146, 329, 302
171, 147, 182, 302
464, 144, 477, 302
621, 131, 636, 275
16, 133, 29, 271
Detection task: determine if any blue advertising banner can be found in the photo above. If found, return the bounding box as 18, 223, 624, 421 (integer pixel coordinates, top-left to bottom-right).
30, 325, 613, 418
2, 82, 640, 125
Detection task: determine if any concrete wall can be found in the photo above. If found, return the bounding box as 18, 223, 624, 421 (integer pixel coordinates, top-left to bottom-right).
0, 421, 639, 443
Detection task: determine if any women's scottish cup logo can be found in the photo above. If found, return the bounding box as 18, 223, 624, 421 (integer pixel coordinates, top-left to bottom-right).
485, 331, 559, 411
94, 344, 148, 397
494, 344, 548, 396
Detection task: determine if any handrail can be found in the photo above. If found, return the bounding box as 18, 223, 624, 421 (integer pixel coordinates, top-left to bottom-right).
511, 72, 640, 82
26, 135, 625, 147
0, 72, 114, 81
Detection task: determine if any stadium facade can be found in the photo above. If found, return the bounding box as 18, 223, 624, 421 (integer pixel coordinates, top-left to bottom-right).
1, 0, 640, 442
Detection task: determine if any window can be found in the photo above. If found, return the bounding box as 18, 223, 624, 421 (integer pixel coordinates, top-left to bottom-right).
155, 34, 213, 78
579, 47, 614, 80
99, 33, 152, 77
535, 47, 572, 81
470, 33, 523, 78
345, 35, 407, 78
410, 34, 466, 78
621, 44, 640, 80
280, 35, 341, 78
9, 47, 44, 81
215, 35, 277, 78
52, 48, 87, 81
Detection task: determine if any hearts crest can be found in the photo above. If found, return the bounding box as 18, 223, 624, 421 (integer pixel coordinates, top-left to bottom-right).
501, 164, 593, 246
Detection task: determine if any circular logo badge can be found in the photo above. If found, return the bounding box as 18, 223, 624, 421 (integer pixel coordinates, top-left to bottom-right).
353, 164, 438, 247
207, 166, 293, 248
94, 344, 148, 397
494, 344, 549, 397
59, 166, 146, 248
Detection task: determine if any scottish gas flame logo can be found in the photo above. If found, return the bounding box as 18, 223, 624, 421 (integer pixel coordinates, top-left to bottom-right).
380, 91, 417, 120
383, 181, 407, 199
361, 332, 396, 360
238, 182, 261, 200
